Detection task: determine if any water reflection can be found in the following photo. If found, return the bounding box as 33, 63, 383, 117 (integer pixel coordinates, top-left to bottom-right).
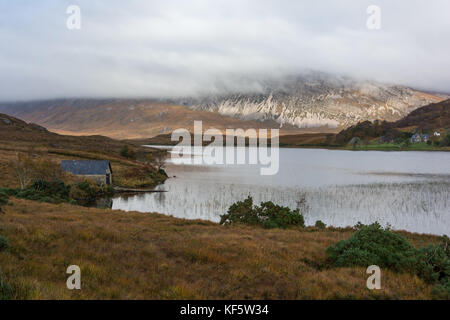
112, 148, 450, 235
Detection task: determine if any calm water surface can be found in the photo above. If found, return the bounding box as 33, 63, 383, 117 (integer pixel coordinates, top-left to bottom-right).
112, 147, 450, 235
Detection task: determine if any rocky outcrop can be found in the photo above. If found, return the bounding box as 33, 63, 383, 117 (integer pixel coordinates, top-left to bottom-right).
177, 73, 445, 129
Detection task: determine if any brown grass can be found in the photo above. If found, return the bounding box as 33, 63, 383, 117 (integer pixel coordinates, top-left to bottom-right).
0, 101, 315, 140
0, 114, 166, 189
138, 132, 338, 148
0, 199, 440, 300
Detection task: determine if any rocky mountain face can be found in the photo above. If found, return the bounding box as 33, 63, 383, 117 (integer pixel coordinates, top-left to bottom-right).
175, 73, 444, 129
0, 73, 445, 139
0, 99, 296, 139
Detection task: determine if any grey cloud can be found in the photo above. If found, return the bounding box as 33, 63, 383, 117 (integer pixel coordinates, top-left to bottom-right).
0, 0, 449, 101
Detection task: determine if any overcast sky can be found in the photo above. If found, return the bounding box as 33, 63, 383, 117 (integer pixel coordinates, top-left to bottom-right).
0, 0, 449, 101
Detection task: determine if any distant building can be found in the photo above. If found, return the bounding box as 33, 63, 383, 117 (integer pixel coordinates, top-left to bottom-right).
410, 133, 429, 143
60, 160, 113, 185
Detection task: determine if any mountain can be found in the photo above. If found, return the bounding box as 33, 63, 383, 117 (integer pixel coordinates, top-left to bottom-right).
0, 99, 310, 140
0, 112, 152, 155
393, 99, 450, 130
174, 73, 444, 129
0, 73, 445, 139
334, 99, 450, 145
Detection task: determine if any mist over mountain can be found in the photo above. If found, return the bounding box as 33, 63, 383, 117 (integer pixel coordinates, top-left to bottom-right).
2, 1, 450, 101
0, 98, 298, 139
0, 72, 445, 139
172, 72, 445, 129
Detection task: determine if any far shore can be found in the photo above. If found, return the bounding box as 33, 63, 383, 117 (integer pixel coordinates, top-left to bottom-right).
131, 132, 449, 152
141, 141, 450, 152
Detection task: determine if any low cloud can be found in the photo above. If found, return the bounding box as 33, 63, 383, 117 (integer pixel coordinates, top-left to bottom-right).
0, 0, 449, 100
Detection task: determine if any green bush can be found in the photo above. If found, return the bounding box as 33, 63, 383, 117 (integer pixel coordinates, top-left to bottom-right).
0, 191, 8, 205
0, 188, 17, 197
393, 137, 404, 144
0, 190, 8, 212
1, 179, 112, 205
70, 180, 113, 200
439, 134, 450, 147
0, 269, 12, 300
315, 220, 326, 229
31, 179, 70, 200
326, 222, 420, 272
432, 279, 450, 299
0, 235, 9, 252
120, 145, 136, 159
256, 201, 305, 229
2, 180, 70, 204
158, 168, 168, 177
416, 238, 450, 298
417, 239, 450, 282
327, 223, 450, 298
220, 196, 305, 229
220, 196, 259, 226
401, 139, 411, 147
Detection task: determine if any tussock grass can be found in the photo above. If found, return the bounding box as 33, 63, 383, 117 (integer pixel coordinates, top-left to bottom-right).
0, 198, 442, 299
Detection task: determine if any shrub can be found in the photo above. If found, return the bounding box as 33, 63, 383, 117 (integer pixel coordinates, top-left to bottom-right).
393, 137, 403, 144
432, 279, 450, 299
220, 196, 305, 229
0, 269, 12, 300
256, 201, 305, 229
9, 153, 65, 189
327, 224, 450, 298
402, 139, 411, 147
326, 222, 420, 272
0, 191, 8, 205
439, 134, 450, 147
0, 235, 9, 252
31, 179, 70, 201
0, 190, 8, 213
120, 145, 136, 159
158, 168, 168, 177
416, 237, 450, 298
220, 196, 258, 226
32, 158, 65, 182
120, 145, 129, 157
70, 181, 100, 200
69, 180, 113, 200
0, 188, 17, 197
417, 238, 450, 282
0, 180, 70, 204
115, 165, 167, 188
315, 220, 326, 229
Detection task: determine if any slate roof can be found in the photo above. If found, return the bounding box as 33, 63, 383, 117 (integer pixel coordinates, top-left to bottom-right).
60, 160, 112, 175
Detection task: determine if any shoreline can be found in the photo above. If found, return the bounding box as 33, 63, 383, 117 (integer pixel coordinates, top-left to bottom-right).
144, 142, 450, 152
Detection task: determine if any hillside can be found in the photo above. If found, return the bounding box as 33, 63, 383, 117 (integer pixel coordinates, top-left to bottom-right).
394, 99, 450, 130
143, 99, 450, 149
334, 99, 450, 146
0, 113, 152, 155
176, 73, 445, 129
0, 198, 442, 299
0, 74, 445, 140
0, 99, 311, 140
0, 113, 166, 189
